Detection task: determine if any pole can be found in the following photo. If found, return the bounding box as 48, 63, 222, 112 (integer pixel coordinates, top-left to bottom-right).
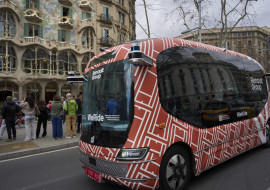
198, 0, 202, 43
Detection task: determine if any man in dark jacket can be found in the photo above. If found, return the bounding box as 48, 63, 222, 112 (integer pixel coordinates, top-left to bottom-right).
1, 96, 20, 142
75, 94, 82, 133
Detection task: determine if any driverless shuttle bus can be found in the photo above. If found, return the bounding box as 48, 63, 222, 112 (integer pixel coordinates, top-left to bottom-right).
79, 38, 270, 190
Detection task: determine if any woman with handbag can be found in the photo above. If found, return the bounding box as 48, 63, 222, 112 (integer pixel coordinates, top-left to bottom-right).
20, 96, 39, 141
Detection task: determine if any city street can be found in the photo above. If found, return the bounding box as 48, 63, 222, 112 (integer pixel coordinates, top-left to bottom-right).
1, 145, 270, 190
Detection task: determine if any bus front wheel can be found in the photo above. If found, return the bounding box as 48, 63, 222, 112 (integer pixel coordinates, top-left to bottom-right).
159, 145, 192, 190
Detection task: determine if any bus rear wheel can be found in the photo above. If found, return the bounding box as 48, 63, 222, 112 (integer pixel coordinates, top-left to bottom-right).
159, 145, 192, 190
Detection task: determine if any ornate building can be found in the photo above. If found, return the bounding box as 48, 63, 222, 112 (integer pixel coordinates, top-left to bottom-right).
0, 0, 135, 102
178, 26, 270, 74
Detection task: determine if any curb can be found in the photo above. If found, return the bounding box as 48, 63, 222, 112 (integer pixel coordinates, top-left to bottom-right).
0, 142, 79, 161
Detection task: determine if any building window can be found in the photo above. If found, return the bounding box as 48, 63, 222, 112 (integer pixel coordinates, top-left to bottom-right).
61, 6, 73, 17
52, 51, 57, 75
22, 48, 35, 74
118, 33, 125, 44
58, 29, 70, 42
82, 28, 94, 49
118, 12, 125, 24
101, 7, 111, 22
26, 0, 40, 9
37, 49, 50, 75
214, 42, 218, 47
82, 53, 93, 75
237, 41, 241, 53
0, 44, 17, 73
82, 11, 91, 20
102, 29, 110, 44
0, 12, 16, 38
24, 23, 43, 38
118, 0, 124, 6
58, 51, 77, 76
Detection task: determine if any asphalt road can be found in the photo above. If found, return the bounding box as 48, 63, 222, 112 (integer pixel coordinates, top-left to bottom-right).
0, 146, 270, 190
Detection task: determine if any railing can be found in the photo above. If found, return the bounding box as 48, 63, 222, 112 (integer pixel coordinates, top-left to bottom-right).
58, 41, 76, 49
100, 14, 112, 23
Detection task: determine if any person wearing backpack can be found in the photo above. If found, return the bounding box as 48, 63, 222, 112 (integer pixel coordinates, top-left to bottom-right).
64, 93, 78, 138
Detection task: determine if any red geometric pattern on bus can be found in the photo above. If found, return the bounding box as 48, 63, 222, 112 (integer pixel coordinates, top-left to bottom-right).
80, 38, 270, 190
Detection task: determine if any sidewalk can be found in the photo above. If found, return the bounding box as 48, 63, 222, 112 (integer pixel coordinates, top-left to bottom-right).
0, 121, 80, 161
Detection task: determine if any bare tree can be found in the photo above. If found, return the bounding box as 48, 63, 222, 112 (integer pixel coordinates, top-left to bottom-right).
167, 0, 256, 47
136, 0, 161, 38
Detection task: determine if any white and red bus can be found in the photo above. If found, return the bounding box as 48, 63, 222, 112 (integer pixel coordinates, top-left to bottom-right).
79, 38, 270, 190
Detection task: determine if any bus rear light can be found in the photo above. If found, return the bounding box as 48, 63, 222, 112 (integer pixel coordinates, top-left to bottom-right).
116, 148, 149, 161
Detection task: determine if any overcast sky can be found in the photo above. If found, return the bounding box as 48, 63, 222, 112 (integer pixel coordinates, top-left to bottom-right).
135, 0, 270, 39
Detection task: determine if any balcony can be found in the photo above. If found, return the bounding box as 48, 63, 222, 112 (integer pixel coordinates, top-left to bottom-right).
78, 18, 95, 33
78, 0, 93, 12
24, 8, 43, 23
100, 37, 113, 47
100, 14, 112, 24
57, 16, 74, 30
58, 0, 73, 6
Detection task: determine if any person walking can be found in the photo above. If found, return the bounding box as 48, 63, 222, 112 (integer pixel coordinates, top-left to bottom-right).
51, 95, 63, 139
64, 93, 78, 138
1, 96, 20, 142
20, 96, 39, 141
36, 100, 49, 138
75, 94, 82, 133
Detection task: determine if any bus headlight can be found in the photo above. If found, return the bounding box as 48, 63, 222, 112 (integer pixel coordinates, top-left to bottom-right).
116, 148, 149, 161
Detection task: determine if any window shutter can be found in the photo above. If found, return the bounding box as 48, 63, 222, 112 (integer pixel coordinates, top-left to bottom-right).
26, 0, 30, 9
69, 9, 73, 18
39, 26, 43, 38
24, 23, 29, 36
66, 31, 70, 42
58, 29, 61, 41
61, 7, 63, 16
82, 12, 86, 20
37, 0, 40, 10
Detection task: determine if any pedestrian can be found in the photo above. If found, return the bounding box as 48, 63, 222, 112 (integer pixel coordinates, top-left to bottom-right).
20, 96, 39, 141
1, 96, 20, 142
64, 93, 78, 138
75, 94, 82, 133
51, 95, 64, 139
0, 118, 6, 141
36, 100, 49, 138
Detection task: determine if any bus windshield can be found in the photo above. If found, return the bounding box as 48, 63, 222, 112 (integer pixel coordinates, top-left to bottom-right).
81, 59, 134, 148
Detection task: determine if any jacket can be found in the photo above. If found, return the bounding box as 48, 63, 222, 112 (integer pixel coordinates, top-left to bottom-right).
51, 101, 63, 116
75, 98, 82, 115
106, 99, 119, 115
1, 101, 20, 119
64, 99, 78, 115
20, 101, 37, 116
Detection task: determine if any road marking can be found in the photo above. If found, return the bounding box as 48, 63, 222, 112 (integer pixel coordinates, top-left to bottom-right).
0, 146, 78, 163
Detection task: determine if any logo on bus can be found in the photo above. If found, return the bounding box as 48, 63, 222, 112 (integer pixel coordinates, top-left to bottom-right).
92, 68, 104, 80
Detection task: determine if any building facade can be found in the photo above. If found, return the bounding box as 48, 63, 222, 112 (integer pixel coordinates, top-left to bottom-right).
178, 26, 270, 74
0, 0, 135, 103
